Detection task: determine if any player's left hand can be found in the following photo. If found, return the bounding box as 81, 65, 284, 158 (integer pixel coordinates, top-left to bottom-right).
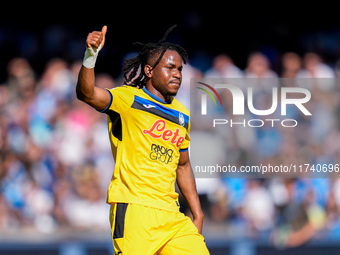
193, 216, 204, 234
86, 25, 107, 50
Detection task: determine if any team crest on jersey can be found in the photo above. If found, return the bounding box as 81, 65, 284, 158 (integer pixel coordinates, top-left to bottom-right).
179, 113, 185, 127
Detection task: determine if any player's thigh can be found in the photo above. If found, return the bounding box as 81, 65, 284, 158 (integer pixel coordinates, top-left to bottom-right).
110, 203, 168, 255
158, 214, 210, 255
158, 233, 210, 255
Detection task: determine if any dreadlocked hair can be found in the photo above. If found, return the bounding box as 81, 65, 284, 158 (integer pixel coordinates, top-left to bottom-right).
122, 25, 188, 88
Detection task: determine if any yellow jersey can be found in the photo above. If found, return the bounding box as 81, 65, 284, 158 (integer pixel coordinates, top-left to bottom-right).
102, 85, 190, 212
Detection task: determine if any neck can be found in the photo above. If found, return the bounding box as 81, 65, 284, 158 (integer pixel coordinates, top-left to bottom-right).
145, 83, 169, 102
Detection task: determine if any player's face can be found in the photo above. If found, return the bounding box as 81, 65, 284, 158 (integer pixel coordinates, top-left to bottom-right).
151, 50, 183, 98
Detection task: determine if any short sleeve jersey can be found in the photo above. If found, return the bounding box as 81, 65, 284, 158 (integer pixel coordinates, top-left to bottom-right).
103, 85, 190, 212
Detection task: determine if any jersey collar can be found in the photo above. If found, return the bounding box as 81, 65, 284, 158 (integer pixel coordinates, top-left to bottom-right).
142, 87, 172, 104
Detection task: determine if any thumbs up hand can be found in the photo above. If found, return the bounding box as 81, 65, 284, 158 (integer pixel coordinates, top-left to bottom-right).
83, 26, 107, 69
86, 25, 107, 50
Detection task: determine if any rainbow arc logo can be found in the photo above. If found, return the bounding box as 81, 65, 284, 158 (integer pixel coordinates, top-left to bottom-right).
196, 82, 222, 115
196, 82, 222, 106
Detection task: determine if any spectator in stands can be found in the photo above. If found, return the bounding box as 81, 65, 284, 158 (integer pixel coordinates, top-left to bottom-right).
281, 52, 302, 78
245, 52, 278, 79
205, 54, 243, 79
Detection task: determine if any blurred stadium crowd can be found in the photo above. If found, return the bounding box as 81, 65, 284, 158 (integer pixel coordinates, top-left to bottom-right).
2, 26, 340, 249
187, 52, 340, 247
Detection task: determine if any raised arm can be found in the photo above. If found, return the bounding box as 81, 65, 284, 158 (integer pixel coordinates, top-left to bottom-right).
76, 26, 111, 111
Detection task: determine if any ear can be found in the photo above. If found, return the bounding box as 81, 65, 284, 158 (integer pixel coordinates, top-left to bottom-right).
144, 64, 153, 78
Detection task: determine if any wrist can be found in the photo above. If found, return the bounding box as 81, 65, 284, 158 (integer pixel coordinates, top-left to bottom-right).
83, 44, 102, 69
192, 211, 204, 221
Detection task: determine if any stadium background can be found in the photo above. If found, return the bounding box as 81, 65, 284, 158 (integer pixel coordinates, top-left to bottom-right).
2, 4, 340, 255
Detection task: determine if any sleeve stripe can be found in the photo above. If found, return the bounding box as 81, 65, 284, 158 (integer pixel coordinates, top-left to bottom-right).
98, 89, 113, 113
179, 148, 188, 152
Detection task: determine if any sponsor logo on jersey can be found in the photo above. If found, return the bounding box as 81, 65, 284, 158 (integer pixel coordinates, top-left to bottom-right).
142, 104, 156, 109
150, 143, 173, 164
143, 119, 185, 147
